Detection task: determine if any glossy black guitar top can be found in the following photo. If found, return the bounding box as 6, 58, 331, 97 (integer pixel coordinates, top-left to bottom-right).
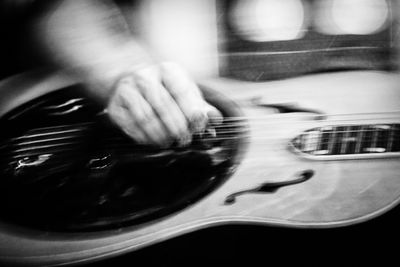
0, 85, 246, 232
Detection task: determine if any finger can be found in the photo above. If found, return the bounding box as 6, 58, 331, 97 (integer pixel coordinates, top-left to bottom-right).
204, 103, 223, 126
160, 63, 209, 132
107, 99, 147, 144
134, 71, 191, 144
117, 78, 170, 146
123, 90, 169, 146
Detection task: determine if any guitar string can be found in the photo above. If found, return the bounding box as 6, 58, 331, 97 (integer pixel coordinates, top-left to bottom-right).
7, 127, 395, 148
6, 115, 395, 138
3, 147, 399, 167
2, 134, 398, 159
4, 142, 399, 164
1, 102, 399, 164
6, 135, 397, 150
2, 129, 400, 152
2, 117, 399, 145
3, 140, 400, 163
0, 107, 399, 151
5, 108, 400, 129
4, 109, 400, 133
221, 110, 400, 120
1, 124, 398, 151
215, 117, 400, 126
2, 126, 398, 148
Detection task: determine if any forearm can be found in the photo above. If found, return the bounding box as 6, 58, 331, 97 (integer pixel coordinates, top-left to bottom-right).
33, 0, 219, 146
35, 0, 153, 101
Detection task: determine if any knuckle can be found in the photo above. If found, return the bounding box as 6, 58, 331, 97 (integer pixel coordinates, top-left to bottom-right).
158, 109, 174, 124
134, 76, 160, 96
134, 75, 153, 90
171, 83, 191, 98
117, 89, 138, 109
116, 75, 134, 87
107, 102, 125, 122
115, 84, 131, 99
134, 67, 157, 82
152, 99, 167, 115
135, 113, 153, 126
114, 80, 140, 103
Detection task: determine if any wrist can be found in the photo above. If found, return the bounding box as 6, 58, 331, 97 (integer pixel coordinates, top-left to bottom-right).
81, 41, 155, 102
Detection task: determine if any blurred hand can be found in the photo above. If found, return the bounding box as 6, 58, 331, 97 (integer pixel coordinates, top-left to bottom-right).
107, 62, 221, 147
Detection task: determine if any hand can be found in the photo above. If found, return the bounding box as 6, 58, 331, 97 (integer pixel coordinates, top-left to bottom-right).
106, 62, 221, 147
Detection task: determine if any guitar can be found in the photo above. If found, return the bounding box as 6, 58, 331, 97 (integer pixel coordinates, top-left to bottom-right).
0, 70, 399, 266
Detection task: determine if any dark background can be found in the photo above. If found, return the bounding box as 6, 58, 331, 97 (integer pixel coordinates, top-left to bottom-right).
85, 205, 400, 266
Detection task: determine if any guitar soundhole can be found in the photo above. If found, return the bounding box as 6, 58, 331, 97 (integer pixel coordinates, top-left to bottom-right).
290, 124, 400, 159
0, 85, 247, 232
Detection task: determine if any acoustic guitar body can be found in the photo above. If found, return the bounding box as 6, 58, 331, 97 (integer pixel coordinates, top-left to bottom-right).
0, 71, 399, 266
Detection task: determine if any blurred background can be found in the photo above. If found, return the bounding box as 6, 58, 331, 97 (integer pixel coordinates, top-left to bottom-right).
135, 0, 400, 80
2, 0, 398, 80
